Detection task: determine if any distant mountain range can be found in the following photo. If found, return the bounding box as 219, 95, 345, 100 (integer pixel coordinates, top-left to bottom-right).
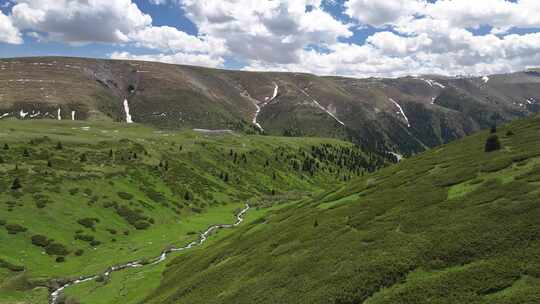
1, 57, 539, 155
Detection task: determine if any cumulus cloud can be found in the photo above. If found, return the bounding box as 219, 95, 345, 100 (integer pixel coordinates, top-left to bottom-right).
243, 0, 540, 77
1, 0, 540, 78
181, 0, 352, 64
345, 0, 424, 27
10, 0, 152, 43
110, 51, 224, 68
0, 10, 22, 44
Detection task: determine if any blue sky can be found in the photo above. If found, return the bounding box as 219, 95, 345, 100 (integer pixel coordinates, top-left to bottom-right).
0, 0, 539, 77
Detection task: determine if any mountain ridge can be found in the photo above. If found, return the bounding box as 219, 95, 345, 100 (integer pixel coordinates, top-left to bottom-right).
1, 56, 539, 155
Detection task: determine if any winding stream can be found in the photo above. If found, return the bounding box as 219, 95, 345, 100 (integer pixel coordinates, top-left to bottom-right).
49, 204, 250, 304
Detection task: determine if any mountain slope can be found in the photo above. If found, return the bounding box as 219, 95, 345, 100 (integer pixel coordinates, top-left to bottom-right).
144, 114, 540, 304
0, 119, 385, 303
1, 57, 539, 155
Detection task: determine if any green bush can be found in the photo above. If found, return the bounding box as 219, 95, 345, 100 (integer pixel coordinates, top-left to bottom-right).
45, 242, 69, 256
31, 234, 50, 247
0, 258, 24, 272
74, 234, 95, 242
5, 223, 27, 234
133, 220, 150, 230
77, 218, 99, 230
55, 256, 65, 263
74, 249, 84, 256
117, 192, 134, 200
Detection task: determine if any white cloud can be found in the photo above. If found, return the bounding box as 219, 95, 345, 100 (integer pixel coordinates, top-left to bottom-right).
181, 0, 352, 64
128, 26, 226, 55
345, 0, 424, 27
0, 10, 22, 44
110, 51, 224, 68
10, 0, 152, 43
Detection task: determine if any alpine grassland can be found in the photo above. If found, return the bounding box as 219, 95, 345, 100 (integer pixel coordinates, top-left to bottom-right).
142, 114, 540, 304
0, 119, 383, 303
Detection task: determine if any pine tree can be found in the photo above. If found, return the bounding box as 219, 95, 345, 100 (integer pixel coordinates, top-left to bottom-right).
80, 153, 87, 162
47, 160, 52, 168
55, 142, 63, 150
0, 155, 4, 164
22, 148, 30, 157
3, 143, 8, 150
109, 149, 113, 159
313, 219, 319, 228
11, 177, 22, 190
485, 135, 502, 152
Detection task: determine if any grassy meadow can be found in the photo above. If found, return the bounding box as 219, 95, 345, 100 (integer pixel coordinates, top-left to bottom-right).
0, 119, 382, 303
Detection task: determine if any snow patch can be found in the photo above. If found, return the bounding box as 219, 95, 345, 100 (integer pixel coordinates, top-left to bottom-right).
57, 108, 62, 120
389, 152, 403, 162
300, 89, 345, 126
251, 82, 280, 131
71, 111, 76, 121
482, 76, 490, 83
123, 99, 133, 123
389, 98, 411, 128
0, 113, 10, 119
19, 110, 28, 119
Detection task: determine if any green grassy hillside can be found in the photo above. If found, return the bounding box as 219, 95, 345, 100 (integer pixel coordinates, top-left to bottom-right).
145, 114, 540, 304
0, 119, 384, 303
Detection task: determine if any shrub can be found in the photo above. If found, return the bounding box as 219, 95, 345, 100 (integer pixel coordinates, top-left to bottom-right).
31, 235, 50, 247
117, 192, 134, 200
133, 220, 150, 230
506, 130, 515, 136
123, 230, 130, 236
74, 234, 95, 242
106, 228, 117, 235
35, 200, 47, 209
74, 249, 84, 256
45, 242, 69, 256
485, 135, 502, 152
77, 218, 99, 230
89, 240, 101, 247
55, 256, 65, 263
0, 258, 24, 272
5, 224, 27, 234
0, 219, 5, 226
55, 142, 63, 150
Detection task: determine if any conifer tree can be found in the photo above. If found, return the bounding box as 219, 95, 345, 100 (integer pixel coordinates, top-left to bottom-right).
11, 177, 22, 190
3, 143, 9, 150
485, 135, 502, 152
23, 149, 30, 157
55, 142, 63, 150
